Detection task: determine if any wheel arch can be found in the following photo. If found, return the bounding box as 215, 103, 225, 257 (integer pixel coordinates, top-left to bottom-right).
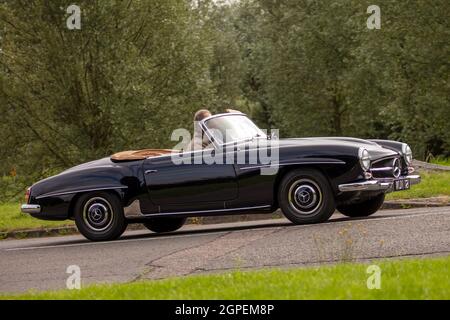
67, 188, 127, 219
272, 164, 336, 209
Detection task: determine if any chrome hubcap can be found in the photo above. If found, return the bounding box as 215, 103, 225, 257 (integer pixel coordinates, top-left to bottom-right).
294, 185, 317, 208
288, 179, 323, 215
83, 197, 114, 232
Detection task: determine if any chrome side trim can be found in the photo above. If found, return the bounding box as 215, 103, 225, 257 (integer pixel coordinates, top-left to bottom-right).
338, 175, 421, 193
239, 165, 274, 171
157, 205, 272, 216
21, 204, 41, 214
239, 160, 346, 171
124, 200, 271, 219
36, 186, 128, 200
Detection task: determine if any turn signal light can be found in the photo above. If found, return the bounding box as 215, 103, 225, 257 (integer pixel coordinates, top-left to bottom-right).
25, 188, 31, 204
364, 172, 373, 180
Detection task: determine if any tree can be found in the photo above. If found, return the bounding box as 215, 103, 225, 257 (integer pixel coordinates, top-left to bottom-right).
0, 0, 214, 199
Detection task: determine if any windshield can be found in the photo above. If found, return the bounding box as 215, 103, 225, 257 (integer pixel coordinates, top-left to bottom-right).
204, 114, 267, 145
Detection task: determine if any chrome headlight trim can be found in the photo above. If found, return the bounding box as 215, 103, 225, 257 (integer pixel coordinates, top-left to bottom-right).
402, 143, 413, 166
358, 148, 371, 172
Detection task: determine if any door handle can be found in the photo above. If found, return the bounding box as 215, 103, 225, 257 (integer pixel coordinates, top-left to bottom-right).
145, 169, 158, 174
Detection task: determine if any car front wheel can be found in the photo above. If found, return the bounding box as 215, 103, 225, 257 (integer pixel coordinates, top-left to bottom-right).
74, 192, 127, 241
143, 217, 186, 233
278, 168, 335, 224
337, 194, 385, 217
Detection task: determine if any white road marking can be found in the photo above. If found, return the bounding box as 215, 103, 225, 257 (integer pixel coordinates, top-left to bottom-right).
3, 209, 449, 252
3, 230, 231, 252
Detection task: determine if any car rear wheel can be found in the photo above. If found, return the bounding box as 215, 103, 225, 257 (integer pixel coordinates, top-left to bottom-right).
337, 194, 385, 217
74, 192, 127, 241
278, 168, 335, 224
143, 217, 186, 233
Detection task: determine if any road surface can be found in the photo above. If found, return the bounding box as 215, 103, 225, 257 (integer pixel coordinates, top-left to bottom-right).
1, 207, 449, 293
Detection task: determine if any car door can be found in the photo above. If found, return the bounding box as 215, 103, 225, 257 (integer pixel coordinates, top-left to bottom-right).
227, 141, 277, 208
143, 150, 238, 212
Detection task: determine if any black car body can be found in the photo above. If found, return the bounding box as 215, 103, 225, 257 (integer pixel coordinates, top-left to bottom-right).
22, 113, 420, 241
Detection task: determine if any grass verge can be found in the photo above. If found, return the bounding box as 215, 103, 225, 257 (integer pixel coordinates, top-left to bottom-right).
0, 203, 73, 233
3, 256, 449, 300
386, 171, 450, 200
430, 157, 450, 166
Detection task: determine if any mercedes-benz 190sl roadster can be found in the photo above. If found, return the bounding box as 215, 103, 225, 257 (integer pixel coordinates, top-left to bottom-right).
22, 112, 420, 241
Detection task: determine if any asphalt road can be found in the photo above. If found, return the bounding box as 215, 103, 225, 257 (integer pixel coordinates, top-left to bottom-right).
1, 206, 449, 293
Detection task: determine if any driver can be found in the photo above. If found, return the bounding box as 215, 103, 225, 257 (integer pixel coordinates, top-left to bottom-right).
187, 109, 212, 151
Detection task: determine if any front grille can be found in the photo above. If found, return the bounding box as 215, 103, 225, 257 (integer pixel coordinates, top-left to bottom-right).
370, 157, 402, 179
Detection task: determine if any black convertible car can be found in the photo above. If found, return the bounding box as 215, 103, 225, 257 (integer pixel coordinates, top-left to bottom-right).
22, 113, 420, 241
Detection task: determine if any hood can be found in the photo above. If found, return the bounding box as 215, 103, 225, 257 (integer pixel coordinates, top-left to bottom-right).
278, 137, 399, 161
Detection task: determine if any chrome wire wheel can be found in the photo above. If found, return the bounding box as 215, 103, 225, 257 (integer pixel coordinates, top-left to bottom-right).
287, 178, 323, 215
82, 197, 114, 232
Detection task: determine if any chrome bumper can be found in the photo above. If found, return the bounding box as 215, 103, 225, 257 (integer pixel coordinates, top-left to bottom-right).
338, 175, 421, 193
21, 204, 41, 214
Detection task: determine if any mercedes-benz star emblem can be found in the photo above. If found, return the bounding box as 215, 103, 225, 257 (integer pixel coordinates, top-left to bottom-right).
92, 208, 102, 220
298, 190, 311, 204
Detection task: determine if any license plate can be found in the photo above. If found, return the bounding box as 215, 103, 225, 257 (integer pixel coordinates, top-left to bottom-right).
394, 178, 410, 191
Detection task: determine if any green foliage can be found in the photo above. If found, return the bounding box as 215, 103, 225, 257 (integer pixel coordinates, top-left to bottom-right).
236, 0, 450, 151
0, 0, 215, 197
0, 0, 448, 194
429, 157, 450, 167
385, 171, 450, 200
0, 202, 73, 232
4, 256, 449, 299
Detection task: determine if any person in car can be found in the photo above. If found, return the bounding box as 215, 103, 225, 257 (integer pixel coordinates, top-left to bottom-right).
187, 109, 212, 151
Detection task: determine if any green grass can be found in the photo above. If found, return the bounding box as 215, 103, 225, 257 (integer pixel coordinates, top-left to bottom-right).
386, 171, 450, 200
430, 157, 450, 166
3, 256, 449, 299
0, 203, 73, 233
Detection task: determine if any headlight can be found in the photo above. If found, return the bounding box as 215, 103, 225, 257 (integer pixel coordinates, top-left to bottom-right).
402, 144, 413, 166
359, 148, 371, 172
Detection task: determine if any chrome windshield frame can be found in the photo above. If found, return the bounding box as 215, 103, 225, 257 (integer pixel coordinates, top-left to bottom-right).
200, 113, 267, 150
